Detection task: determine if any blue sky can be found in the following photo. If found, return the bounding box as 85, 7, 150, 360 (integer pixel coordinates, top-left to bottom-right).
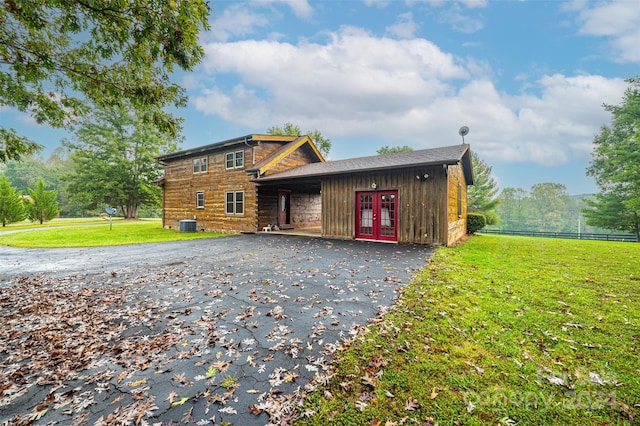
3, 0, 639, 194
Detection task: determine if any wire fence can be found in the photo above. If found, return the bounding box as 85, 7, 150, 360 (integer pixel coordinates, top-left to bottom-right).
479, 229, 638, 242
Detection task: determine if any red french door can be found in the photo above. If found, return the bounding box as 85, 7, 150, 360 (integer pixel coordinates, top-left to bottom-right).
356, 191, 398, 242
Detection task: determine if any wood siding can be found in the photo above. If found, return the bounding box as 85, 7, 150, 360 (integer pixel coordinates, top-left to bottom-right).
263, 146, 321, 176
446, 163, 468, 246
162, 141, 323, 234
321, 167, 448, 244
162, 145, 259, 233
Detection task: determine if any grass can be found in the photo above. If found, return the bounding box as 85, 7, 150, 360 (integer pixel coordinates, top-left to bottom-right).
0, 219, 225, 247
300, 235, 640, 425
1, 217, 118, 230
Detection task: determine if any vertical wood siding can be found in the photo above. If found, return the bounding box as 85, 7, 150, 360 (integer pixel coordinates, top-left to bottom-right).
321, 167, 449, 244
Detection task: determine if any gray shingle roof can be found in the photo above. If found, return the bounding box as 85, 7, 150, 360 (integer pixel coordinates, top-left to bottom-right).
256, 144, 472, 183
157, 134, 299, 162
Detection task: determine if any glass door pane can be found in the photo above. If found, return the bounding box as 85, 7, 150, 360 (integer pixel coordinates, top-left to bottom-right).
378, 192, 396, 239
358, 193, 373, 237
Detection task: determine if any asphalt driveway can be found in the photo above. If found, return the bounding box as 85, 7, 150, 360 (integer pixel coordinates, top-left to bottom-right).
0, 234, 434, 425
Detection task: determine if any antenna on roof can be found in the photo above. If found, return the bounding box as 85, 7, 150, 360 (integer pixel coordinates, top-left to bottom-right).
458, 126, 469, 144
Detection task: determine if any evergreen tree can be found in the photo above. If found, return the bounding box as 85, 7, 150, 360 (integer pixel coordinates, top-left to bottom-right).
584, 77, 640, 240
24, 178, 59, 224
0, 175, 25, 226
467, 152, 501, 225
65, 105, 179, 219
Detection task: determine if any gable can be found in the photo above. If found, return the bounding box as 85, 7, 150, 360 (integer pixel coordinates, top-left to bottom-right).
246, 136, 325, 177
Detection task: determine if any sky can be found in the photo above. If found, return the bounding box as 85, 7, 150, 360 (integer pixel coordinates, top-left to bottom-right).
2, 0, 640, 195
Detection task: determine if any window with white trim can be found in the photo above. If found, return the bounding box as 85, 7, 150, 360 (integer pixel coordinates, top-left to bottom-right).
225, 191, 244, 215
196, 191, 205, 209
193, 157, 208, 173
225, 151, 244, 169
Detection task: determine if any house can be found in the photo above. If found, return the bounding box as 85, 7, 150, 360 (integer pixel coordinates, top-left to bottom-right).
157, 134, 473, 246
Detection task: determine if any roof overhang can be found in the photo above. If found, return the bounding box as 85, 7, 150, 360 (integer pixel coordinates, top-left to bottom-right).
253, 144, 474, 185
156, 134, 300, 163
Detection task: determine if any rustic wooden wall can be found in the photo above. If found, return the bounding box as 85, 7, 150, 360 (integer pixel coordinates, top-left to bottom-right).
446, 163, 468, 246
162, 144, 264, 233
321, 166, 448, 244
264, 145, 321, 176
257, 193, 278, 228
162, 141, 323, 234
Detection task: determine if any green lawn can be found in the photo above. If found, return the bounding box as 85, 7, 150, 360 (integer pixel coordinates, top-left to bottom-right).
0, 219, 225, 247
301, 235, 640, 425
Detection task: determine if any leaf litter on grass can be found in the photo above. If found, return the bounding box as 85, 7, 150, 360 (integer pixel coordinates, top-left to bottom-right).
299, 236, 640, 425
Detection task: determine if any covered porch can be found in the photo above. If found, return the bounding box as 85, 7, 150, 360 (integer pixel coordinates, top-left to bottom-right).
255, 178, 323, 232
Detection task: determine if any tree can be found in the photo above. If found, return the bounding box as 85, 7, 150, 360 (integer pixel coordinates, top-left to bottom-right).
583, 192, 639, 238
0, 175, 25, 226
64, 105, 180, 219
267, 122, 332, 158
376, 145, 413, 155
0, 0, 210, 163
467, 152, 501, 225
530, 183, 576, 232
495, 187, 530, 230
2, 151, 85, 217
24, 178, 58, 224
584, 77, 640, 240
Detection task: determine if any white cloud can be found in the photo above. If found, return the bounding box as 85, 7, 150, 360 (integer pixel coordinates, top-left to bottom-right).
410, 0, 488, 9
439, 7, 485, 34
251, 0, 313, 19
386, 12, 419, 39
572, 0, 640, 63
193, 28, 626, 166
459, 0, 488, 9
207, 4, 270, 42
361, 0, 391, 7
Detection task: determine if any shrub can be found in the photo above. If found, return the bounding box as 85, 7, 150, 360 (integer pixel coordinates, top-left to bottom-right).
467, 213, 486, 234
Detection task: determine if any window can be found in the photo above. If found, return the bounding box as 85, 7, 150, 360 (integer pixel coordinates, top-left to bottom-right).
225, 151, 244, 169
196, 191, 205, 209
226, 191, 244, 215
457, 183, 462, 218
193, 157, 207, 173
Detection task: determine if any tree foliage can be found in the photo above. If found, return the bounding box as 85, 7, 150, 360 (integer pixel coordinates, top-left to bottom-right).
0, 175, 25, 226
467, 212, 487, 234
2, 152, 87, 217
0, 0, 210, 162
24, 178, 58, 224
266, 122, 332, 158
493, 184, 584, 233
376, 145, 413, 155
467, 152, 501, 225
584, 77, 640, 240
64, 105, 180, 219
582, 192, 639, 238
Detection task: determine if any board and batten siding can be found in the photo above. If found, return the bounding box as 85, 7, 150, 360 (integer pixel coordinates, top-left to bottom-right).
321, 166, 448, 244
